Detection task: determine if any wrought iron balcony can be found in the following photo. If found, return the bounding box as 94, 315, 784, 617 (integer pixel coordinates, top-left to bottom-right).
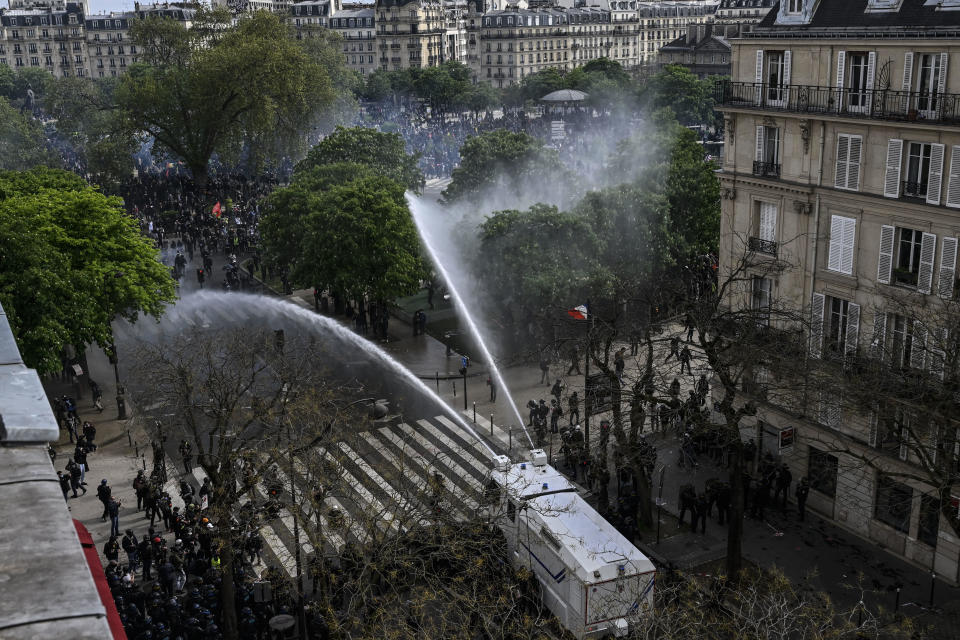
715, 80, 960, 126
752, 161, 781, 178
902, 180, 928, 199
748, 237, 778, 256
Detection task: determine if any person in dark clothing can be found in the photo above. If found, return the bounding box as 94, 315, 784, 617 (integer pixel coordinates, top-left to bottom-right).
539, 354, 550, 384
692, 493, 708, 534
550, 379, 563, 405
567, 344, 581, 376
678, 485, 696, 526
715, 482, 730, 525
133, 470, 147, 511
139, 535, 153, 580
67, 459, 85, 497
665, 336, 680, 362
108, 497, 121, 538
751, 476, 770, 520
57, 471, 71, 502
82, 422, 97, 450
550, 401, 563, 434
122, 530, 139, 570
97, 479, 112, 521
679, 346, 692, 375
104, 535, 120, 563
773, 463, 793, 508
486, 376, 497, 402
568, 392, 580, 426
795, 477, 810, 521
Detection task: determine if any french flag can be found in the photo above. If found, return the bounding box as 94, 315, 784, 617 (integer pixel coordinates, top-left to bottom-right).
567, 304, 588, 320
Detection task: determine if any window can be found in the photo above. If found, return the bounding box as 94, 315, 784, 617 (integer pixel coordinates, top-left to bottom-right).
751, 276, 771, 324
845, 52, 873, 113
918, 493, 940, 547
895, 227, 924, 286
825, 297, 850, 355
754, 126, 780, 177
889, 314, 915, 369
905, 142, 932, 198
834, 134, 862, 190
808, 447, 838, 498
874, 474, 912, 533
915, 53, 944, 116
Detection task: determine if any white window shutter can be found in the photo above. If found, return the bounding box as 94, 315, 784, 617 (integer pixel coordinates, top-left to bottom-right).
930, 348, 947, 381
945, 146, 960, 208
845, 302, 860, 356
868, 410, 878, 447
755, 125, 765, 163
877, 224, 895, 284
755, 49, 764, 104
783, 50, 792, 104
847, 136, 862, 191
866, 51, 877, 115
841, 217, 857, 275
810, 293, 825, 359
835, 50, 846, 111
927, 143, 945, 206
928, 425, 939, 465
835, 134, 849, 189
899, 439, 909, 461
902, 52, 914, 91
827, 215, 844, 271
911, 320, 927, 369
884, 139, 903, 198
917, 232, 937, 294
938, 236, 958, 299
938, 52, 949, 97
871, 310, 887, 359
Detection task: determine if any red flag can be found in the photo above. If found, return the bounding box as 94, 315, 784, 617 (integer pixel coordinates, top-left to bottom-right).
567, 304, 588, 320
212, 201, 221, 218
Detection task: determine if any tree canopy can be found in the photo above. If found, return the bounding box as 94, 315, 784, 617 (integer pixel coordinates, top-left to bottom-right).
0, 97, 53, 171
297, 126, 423, 192
116, 8, 339, 184
442, 129, 569, 204
642, 64, 720, 127
0, 168, 176, 373
261, 164, 424, 302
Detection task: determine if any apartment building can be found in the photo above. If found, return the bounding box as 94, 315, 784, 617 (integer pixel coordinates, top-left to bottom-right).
713, 0, 773, 26
375, 0, 446, 70
658, 21, 736, 78
637, 0, 715, 66
0, 2, 87, 77
715, 0, 960, 583
330, 8, 377, 74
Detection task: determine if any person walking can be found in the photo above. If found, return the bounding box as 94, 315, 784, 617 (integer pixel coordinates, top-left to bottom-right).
97, 479, 112, 521
486, 376, 497, 402
550, 379, 563, 405
692, 492, 708, 534
133, 470, 147, 512
57, 471, 71, 502
108, 497, 121, 538
67, 459, 85, 497
122, 529, 139, 570
539, 353, 550, 385
139, 535, 154, 581
679, 346, 692, 375
774, 463, 793, 508
568, 392, 580, 426
567, 344, 581, 376
795, 477, 810, 521
664, 336, 680, 363
614, 348, 626, 385
104, 535, 120, 564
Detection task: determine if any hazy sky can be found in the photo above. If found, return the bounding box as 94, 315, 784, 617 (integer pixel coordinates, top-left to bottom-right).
85, 0, 177, 16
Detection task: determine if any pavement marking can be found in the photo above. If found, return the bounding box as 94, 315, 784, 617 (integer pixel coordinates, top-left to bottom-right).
417, 419, 492, 479
434, 414, 499, 461
397, 422, 485, 492
317, 447, 402, 533
463, 412, 513, 451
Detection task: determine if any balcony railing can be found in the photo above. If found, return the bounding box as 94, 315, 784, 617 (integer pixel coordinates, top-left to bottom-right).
748, 237, 778, 256
716, 81, 960, 126
902, 180, 928, 199
752, 161, 781, 178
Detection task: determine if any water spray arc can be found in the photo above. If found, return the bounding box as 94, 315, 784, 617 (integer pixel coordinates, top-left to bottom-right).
406, 194, 534, 449
137, 291, 498, 459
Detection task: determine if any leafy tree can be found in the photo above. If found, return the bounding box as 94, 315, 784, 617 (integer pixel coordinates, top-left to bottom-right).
46, 77, 139, 183
297, 126, 423, 192
477, 204, 605, 321
0, 168, 176, 374
442, 129, 570, 204
0, 66, 14, 101
261, 166, 424, 304
642, 64, 716, 126
361, 69, 394, 102
116, 8, 338, 184
0, 97, 53, 171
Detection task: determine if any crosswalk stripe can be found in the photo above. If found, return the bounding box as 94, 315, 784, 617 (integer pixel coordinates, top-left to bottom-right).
239, 489, 296, 579
416, 419, 491, 479
337, 441, 424, 523
361, 431, 473, 518
267, 463, 347, 552
318, 447, 402, 533
433, 415, 499, 461
397, 422, 486, 490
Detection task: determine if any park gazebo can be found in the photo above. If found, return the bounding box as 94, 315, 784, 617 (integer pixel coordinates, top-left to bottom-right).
539, 89, 589, 104
540, 89, 589, 142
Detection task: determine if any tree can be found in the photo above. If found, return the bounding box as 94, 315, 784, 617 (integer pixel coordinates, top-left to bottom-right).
296, 126, 423, 192
45, 77, 139, 183
0, 168, 176, 374
261, 166, 424, 304
0, 97, 53, 171
442, 129, 571, 204
116, 8, 337, 184
642, 64, 717, 126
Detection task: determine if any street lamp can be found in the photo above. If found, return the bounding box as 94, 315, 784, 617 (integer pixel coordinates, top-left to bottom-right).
107, 344, 127, 420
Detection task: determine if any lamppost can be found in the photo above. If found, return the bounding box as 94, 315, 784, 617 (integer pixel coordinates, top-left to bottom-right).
107, 344, 127, 420
279, 383, 307, 637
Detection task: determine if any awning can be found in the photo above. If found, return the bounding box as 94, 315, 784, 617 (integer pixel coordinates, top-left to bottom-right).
73, 520, 128, 640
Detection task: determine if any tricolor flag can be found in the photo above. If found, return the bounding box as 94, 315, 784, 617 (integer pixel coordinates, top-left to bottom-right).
567, 304, 588, 320
212, 201, 222, 218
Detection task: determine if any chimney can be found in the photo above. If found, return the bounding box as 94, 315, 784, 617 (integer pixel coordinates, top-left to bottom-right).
686, 25, 696, 44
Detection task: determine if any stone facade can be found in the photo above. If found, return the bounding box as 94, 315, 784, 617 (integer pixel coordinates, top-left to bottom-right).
716, 0, 960, 583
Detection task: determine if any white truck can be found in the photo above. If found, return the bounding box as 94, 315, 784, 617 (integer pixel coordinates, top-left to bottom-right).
491, 450, 656, 639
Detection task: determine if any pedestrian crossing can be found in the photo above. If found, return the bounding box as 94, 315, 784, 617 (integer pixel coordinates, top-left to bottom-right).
180, 414, 510, 581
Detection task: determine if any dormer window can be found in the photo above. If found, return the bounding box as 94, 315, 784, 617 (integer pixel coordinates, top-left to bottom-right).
865, 0, 903, 11
785, 0, 801, 12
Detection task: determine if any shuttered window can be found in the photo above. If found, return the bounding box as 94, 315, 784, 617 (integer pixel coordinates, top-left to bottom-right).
835, 134, 862, 190
937, 236, 958, 299
827, 215, 856, 275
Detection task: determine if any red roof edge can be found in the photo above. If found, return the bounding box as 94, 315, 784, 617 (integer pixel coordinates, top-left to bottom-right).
73, 519, 129, 640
